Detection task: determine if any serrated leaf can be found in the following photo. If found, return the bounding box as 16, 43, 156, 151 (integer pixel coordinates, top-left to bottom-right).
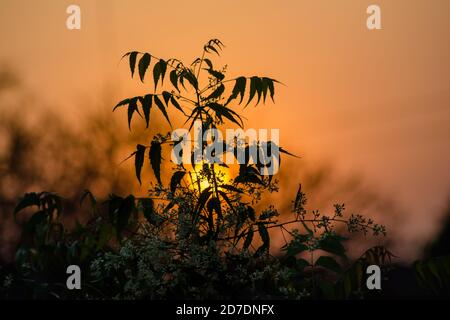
127, 97, 139, 129
140, 94, 152, 128
246, 76, 261, 106
207, 103, 243, 127
206, 83, 224, 100
149, 140, 162, 185
227, 76, 246, 105
138, 53, 151, 82
153, 59, 167, 89
153, 95, 172, 127
129, 52, 138, 78
135, 144, 146, 184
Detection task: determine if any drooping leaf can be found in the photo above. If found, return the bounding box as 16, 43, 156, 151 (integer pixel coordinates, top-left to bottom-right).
170, 171, 186, 193
261, 77, 270, 103
182, 70, 198, 90
170, 96, 184, 114
207, 103, 243, 127
138, 53, 151, 82
267, 78, 275, 102
153, 95, 172, 127
169, 69, 179, 91
140, 94, 152, 128
134, 144, 146, 184
149, 140, 162, 185
153, 59, 167, 89
162, 91, 172, 106
246, 76, 262, 106
206, 84, 225, 100
129, 51, 138, 78
226, 76, 246, 105
113, 98, 130, 111
127, 97, 140, 129
243, 228, 254, 250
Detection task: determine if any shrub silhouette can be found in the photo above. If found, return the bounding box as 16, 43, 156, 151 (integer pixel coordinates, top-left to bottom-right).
3, 40, 394, 300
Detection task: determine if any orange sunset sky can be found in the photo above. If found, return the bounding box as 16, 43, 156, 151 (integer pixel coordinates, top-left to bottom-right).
1, 0, 450, 261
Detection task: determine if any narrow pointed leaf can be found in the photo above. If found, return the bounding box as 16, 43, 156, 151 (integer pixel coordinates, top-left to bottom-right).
138, 53, 151, 82
170, 69, 179, 91
149, 140, 162, 185
140, 94, 152, 128
135, 144, 146, 184
129, 52, 138, 78
153, 95, 172, 127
